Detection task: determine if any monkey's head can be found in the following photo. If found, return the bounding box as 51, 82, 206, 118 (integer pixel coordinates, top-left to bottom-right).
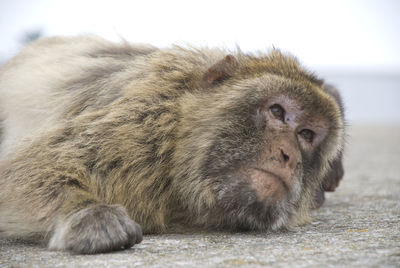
171, 50, 345, 231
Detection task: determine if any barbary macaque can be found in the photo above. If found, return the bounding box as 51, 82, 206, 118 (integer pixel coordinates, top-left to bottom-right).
0, 36, 345, 254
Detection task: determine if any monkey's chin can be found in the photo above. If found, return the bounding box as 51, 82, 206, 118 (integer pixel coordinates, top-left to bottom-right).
209, 174, 301, 232
224, 196, 297, 232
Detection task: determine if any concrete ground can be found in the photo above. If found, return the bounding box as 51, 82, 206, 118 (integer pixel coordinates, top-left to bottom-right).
1, 125, 399, 267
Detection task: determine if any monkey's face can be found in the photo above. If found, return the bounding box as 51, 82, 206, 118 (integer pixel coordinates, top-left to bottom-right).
174, 73, 344, 231
205, 89, 333, 230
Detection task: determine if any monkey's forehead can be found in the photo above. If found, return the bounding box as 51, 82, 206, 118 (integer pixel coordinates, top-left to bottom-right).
227, 74, 339, 115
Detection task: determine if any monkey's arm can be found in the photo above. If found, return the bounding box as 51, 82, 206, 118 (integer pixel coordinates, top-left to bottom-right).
322, 152, 344, 192
311, 84, 345, 208
321, 84, 345, 192
0, 138, 142, 254
311, 154, 344, 208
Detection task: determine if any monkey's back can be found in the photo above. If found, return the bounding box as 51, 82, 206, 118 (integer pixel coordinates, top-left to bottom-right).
0, 36, 156, 158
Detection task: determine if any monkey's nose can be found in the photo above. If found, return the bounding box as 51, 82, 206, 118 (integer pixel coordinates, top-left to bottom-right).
280, 149, 290, 163
278, 145, 300, 170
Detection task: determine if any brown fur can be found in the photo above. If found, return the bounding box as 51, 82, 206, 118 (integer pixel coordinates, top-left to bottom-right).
0, 36, 345, 253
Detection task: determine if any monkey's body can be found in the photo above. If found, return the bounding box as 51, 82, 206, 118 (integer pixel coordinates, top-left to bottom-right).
0, 36, 345, 253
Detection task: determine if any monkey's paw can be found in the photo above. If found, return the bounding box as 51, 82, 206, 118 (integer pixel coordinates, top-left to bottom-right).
49, 204, 142, 254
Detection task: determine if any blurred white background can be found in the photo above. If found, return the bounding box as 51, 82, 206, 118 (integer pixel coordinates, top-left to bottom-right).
0, 0, 399, 124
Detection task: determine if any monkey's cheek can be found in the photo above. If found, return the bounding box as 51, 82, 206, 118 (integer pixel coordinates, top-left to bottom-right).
246, 170, 287, 203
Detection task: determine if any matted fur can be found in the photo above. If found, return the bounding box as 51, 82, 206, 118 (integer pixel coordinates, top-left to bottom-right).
0, 36, 345, 253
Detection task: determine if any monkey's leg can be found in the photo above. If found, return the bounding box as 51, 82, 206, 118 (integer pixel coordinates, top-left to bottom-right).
0, 158, 142, 254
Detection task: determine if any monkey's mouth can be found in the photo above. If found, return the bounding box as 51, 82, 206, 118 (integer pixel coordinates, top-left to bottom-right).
253, 168, 289, 191
245, 167, 290, 202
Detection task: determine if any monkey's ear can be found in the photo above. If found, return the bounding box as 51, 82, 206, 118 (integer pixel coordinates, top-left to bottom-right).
201, 55, 238, 88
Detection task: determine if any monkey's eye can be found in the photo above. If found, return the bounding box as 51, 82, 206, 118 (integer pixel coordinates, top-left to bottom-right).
299, 129, 315, 143
269, 104, 285, 121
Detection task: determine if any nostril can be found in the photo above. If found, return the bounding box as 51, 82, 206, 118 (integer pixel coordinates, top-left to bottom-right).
281, 149, 290, 163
